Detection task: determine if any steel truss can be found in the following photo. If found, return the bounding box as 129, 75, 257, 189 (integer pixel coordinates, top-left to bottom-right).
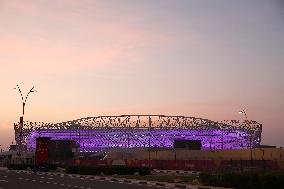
14, 115, 262, 152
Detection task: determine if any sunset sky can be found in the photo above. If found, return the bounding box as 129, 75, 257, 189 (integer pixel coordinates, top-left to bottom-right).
0, 0, 283, 150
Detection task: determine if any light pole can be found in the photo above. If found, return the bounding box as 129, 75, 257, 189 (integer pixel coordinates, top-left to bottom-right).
13, 85, 37, 116
238, 109, 248, 120
148, 116, 152, 168
13, 84, 37, 156
238, 109, 253, 168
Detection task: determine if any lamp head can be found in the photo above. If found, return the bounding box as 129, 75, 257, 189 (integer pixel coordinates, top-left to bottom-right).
29, 86, 37, 93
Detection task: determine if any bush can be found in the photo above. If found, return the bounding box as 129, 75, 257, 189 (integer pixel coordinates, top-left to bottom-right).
8, 163, 60, 171
66, 166, 80, 174
66, 165, 150, 176
199, 172, 284, 189
8, 164, 34, 170
48, 164, 59, 170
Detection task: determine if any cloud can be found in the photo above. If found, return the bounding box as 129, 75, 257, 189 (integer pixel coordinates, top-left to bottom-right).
0, 28, 170, 75
0, 0, 176, 76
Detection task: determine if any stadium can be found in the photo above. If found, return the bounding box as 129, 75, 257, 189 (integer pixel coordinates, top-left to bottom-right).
14, 115, 262, 152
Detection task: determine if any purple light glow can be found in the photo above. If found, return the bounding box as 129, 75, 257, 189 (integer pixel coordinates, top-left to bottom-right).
26, 129, 256, 152
14, 115, 262, 152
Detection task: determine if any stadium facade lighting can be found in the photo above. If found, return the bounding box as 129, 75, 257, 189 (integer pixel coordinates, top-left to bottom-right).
14, 115, 262, 152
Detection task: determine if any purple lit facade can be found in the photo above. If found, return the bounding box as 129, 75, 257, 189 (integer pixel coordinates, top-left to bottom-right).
14, 115, 262, 152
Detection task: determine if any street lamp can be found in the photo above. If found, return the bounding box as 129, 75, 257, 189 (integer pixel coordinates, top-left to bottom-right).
13, 84, 37, 156
13, 85, 37, 116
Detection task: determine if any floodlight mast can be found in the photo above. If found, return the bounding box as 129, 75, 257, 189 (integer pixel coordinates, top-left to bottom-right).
238, 109, 248, 120
13, 84, 37, 156
238, 109, 254, 167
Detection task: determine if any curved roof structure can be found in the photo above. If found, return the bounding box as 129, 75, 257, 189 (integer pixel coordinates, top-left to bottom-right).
14, 115, 262, 152
18, 115, 261, 130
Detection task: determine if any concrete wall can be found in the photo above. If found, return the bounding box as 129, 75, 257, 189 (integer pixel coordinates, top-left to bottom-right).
107, 148, 284, 161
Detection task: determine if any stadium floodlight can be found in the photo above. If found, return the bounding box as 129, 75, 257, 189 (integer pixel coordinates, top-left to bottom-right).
238, 109, 248, 120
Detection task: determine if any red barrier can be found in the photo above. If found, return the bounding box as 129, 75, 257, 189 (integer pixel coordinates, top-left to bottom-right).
218, 160, 281, 171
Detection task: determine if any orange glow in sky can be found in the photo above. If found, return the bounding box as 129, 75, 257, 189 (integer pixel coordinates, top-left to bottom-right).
0, 0, 284, 149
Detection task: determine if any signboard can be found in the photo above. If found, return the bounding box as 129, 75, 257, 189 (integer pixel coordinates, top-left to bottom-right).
173, 140, 202, 150
35, 137, 51, 165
